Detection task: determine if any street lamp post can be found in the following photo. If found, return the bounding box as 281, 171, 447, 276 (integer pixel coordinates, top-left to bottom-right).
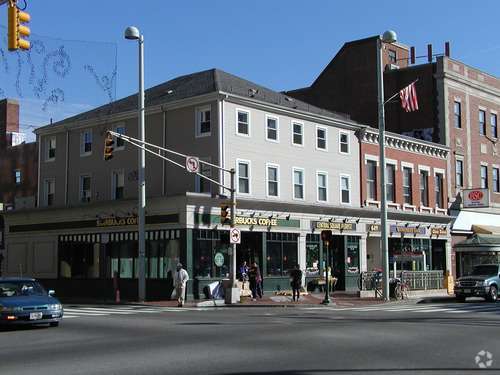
125, 26, 146, 302
377, 30, 397, 302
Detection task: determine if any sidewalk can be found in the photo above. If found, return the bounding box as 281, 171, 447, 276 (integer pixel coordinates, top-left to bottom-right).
144, 292, 386, 308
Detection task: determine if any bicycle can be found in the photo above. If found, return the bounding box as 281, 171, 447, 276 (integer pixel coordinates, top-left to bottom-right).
393, 279, 410, 300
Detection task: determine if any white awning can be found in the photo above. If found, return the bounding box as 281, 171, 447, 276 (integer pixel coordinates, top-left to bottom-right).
452, 211, 500, 233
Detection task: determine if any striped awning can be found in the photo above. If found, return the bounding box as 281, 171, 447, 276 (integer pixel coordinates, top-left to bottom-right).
60, 229, 180, 243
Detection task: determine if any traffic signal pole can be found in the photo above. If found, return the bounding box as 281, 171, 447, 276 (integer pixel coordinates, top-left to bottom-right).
105, 130, 240, 303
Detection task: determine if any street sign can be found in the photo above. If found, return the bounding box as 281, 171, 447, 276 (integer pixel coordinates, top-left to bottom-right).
185, 156, 200, 173
214, 252, 225, 267
230, 228, 241, 244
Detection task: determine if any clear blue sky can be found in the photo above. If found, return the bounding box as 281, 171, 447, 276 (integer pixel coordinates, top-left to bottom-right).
2, 0, 500, 134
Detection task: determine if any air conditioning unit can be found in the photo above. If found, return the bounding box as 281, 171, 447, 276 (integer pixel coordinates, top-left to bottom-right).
386, 64, 400, 71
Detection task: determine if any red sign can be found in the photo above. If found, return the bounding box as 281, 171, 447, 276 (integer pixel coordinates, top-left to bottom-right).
468, 190, 483, 201
463, 188, 489, 208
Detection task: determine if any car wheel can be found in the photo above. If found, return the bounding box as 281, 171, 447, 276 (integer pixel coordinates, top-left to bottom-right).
486, 286, 498, 303
49, 322, 60, 327
456, 295, 466, 303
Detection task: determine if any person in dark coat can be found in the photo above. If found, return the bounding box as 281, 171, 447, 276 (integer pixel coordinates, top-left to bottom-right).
248, 262, 263, 300
290, 264, 303, 302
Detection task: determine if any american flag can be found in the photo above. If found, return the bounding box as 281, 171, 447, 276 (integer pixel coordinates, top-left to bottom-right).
399, 81, 419, 112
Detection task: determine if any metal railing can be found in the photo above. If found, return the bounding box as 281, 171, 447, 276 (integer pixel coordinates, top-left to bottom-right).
359, 271, 444, 291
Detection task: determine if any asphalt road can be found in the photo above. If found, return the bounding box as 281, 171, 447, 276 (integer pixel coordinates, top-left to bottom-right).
1, 301, 499, 375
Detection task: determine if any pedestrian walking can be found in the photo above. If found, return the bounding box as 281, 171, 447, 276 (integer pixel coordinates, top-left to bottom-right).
239, 261, 249, 283
290, 264, 303, 302
248, 262, 263, 300
174, 263, 189, 307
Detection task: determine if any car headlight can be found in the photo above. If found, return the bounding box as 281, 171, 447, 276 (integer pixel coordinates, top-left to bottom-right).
48, 304, 62, 311
475, 281, 486, 287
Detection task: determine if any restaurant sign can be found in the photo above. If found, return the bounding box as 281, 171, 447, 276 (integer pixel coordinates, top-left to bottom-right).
235, 216, 278, 226
367, 224, 381, 232
431, 228, 447, 236
390, 225, 426, 235
313, 221, 357, 231
96, 216, 138, 227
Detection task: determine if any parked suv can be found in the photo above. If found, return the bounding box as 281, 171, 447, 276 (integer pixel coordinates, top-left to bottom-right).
455, 264, 499, 302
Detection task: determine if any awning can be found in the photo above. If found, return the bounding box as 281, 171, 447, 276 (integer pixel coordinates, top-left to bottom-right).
454, 234, 500, 252
452, 211, 500, 233
471, 225, 500, 235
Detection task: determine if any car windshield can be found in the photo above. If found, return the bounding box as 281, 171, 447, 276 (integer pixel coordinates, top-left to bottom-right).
471, 265, 498, 276
0, 281, 46, 297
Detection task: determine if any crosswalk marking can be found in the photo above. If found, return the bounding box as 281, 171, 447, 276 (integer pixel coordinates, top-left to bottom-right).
303, 303, 500, 315
61, 305, 199, 320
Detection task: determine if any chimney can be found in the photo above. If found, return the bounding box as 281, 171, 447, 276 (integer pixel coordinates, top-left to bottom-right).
0, 99, 20, 150
410, 46, 415, 64
445, 42, 450, 57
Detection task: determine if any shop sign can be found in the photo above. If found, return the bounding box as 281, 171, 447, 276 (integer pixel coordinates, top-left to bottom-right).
431, 228, 447, 236
313, 221, 357, 231
214, 252, 225, 267
390, 225, 426, 235
367, 224, 380, 232
463, 188, 489, 208
235, 216, 278, 226
97, 216, 138, 227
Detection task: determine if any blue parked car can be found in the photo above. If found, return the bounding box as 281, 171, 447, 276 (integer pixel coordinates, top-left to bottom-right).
0, 278, 63, 327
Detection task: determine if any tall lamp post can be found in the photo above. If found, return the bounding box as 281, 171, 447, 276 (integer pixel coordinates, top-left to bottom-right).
377, 30, 397, 302
125, 26, 146, 302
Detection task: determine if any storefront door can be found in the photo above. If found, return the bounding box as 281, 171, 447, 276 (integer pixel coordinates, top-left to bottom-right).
236, 232, 263, 274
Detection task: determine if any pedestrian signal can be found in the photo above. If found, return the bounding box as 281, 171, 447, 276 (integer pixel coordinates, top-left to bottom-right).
103, 132, 114, 161
8, 4, 31, 51
220, 204, 230, 225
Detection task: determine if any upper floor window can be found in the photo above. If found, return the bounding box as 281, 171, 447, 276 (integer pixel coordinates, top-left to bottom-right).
491, 113, 498, 138
480, 165, 488, 189
403, 167, 412, 205
479, 110, 486, 136
44, 178, 55, 206
316, 126, 327, 150
293, 168, 304, 199
237, 160, 250, 194
388, 49, 397, 64
386, 164, 395, 203
114, 125, 126, 149
454, 101, 461, 129
455, 159, 463, 187
80, 175, 91, 203
266, 164, 279, 197
196, 106, 211, 137
80, 129, 92, 155
493, 167, 499, 193
420, 170, 429, 207
317, 172, 328, 202
195, 158, 212, 194
339, 132, 350, 154
266, 116, 279, 142
340, 175, 351, 204
112, 170, 124, 200
292, 122, 303, 146
435, 173, 444, 208
237, 110, 250, 136
366, 160, 377, 200
14, 169, 21, 185
46, 136, 56, 161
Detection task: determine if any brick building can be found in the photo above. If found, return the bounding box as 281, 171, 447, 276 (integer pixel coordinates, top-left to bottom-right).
286, 35, 500, 276
0, 99, 38, 272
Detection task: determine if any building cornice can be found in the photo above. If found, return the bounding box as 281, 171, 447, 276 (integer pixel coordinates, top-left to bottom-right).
360, 128, 449, 159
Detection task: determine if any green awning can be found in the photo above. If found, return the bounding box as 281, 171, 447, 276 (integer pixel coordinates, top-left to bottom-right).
454, 234, 500, 252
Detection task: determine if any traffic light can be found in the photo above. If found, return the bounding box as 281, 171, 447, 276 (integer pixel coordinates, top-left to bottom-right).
103, 132, 114, 161
321, 230, 332, 244
8, 3, 31, 51
220, 204, 230, 225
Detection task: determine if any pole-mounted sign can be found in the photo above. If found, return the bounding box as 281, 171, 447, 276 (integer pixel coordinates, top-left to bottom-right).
185, 156, 200, 173
230, 228, 241, 244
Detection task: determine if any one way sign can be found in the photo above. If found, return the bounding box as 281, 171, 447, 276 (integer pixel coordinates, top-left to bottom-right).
230, 228, 241, 244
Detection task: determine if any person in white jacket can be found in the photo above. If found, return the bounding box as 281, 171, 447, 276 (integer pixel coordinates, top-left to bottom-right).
174, 263, 189, 307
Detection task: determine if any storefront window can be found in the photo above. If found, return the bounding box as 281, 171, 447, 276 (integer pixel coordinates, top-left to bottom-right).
389, 238, 431, 271
193, 230, 230, 278
345, 236, 359, 273
59, 241, 100, 279
266, 232, 298, 276
306, 234, 320, 276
